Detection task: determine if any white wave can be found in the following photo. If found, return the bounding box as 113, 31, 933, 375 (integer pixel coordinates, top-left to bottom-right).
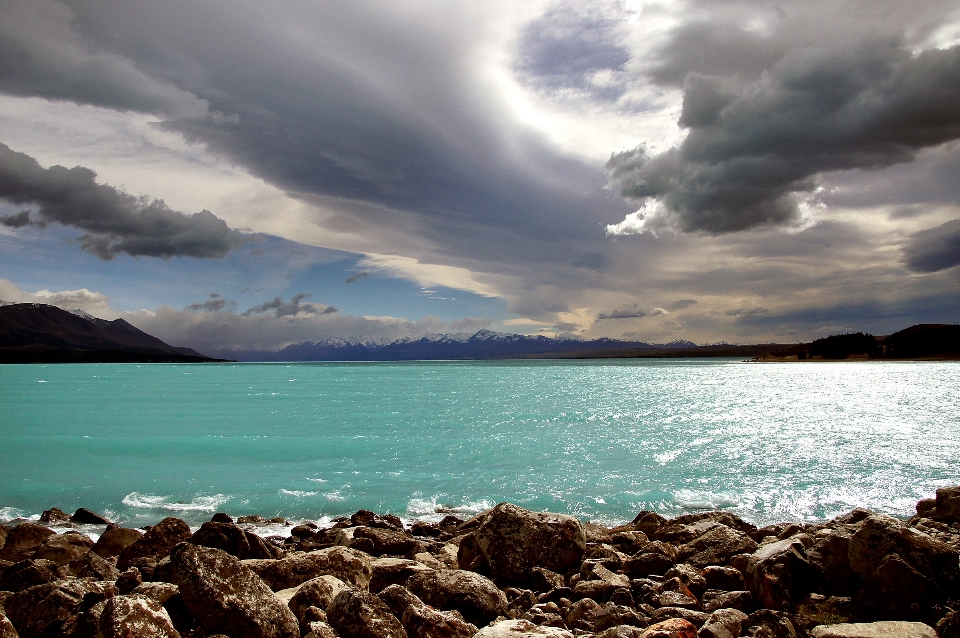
405, 496, 494, 522
673, 489, 740, 510
0, 506, 29, 522
654, 449, 682, 465
122, 492, 230, 512
306, 477, 328, 483
278, 489, 319, 497
324, 491, 346, 502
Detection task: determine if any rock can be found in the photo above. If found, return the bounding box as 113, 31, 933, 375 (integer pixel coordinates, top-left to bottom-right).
658, 590, 699, 609
854, 553, 942, 624
288, 575, 349, 622
810, 621, 937, 637
0, 559, 64, 593
849, 515, 959, 597
170, 542, 299, 638
305, 620, 340, 638
565, 597, 602, 631
131, 582, 179, 604
529, 567, 564, 592
676, 526, 758, 568
806, 531, 859, 596
370, 558, 434, 593
0, 614, 17, 638
32, 531, 94, 565
99, 593, 181, 638
701, 589, 754, 613
327, 588, 407, 638
472, 503, 586, 582
189, 521, 282, 559
572, 579, 627, 603
701, 566, 744, 592
407, 569, 507, 627
39, 508, 71, 524
699, 608, 748, 638
244, 546, 374, 591
473, 619, 574, 638
131, 583, 193, 633
355, 527, 421, 557
378, 584, 425, 620
742, 609, 798, 638
5, 579, 116, 638
649, 608, 709, 628
0, 524, 55, 562
631, 512, 668, 536
67, 548, 120, 580
743, 538, 814, 610
934, 486, 960, 523
938, 611, 960, 638
595, 627, 646, 638
116, 567, 144, 594
402, 604, 478, 638
638, 618, 697, 638
93, 527, 143, 558
211, 512, 234, 523
71, 508, 112, 525
624, 553, 676, 578
117, 518, 192, 571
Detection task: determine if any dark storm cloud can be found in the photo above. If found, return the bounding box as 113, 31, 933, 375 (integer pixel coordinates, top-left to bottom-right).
185, 293, 234, 312
596, 303, 667, 320
241, 293, 337, 318
666, 299, 697, 311
609, 38, 960, 234
902, 219, 960, 273
0, 143, 237, 259
344, 272, 371, 284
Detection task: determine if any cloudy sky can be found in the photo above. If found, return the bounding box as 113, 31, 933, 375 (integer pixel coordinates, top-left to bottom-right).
1, 0, 959, 355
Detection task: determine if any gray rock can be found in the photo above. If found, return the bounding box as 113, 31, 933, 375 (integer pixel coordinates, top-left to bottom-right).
117, 518, 192, 571
472, 503, 585, 582
93, 527, 144, 558
407, 569, 507, 627
810, 621, 937, 637
327, 588, 407, 638
244, 546, 374, 591
676, 526, 758, 568
402, 604, 478, 638
171, 542, 299, 638
99, 593, 181, 638
847, 515, 958, 588
699, 608, 748, 638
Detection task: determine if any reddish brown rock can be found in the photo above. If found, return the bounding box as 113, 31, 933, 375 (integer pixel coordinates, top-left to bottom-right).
472, 503, 585, 583
93, 527, 143, 558
369, 558, 433, 593
677, 525, 759, 568
407, 569, 507, 627
117, 518, 192, 571
744, 538, 814, 610
0, 559, 64, 593
327, 588, 407, 638
402, 604, 478, 638
68, 549, 120, 581
244, 546, 373, 591
638, 618, 697, 638
32, 531, 94, 566
848, 515, 958, 589
0, 524, 55, 562
99, 593, 181, 638
5, 579, 116, 638
189, 521, 282, 560
935, 487, 960, 524
354, 527, 421, 557
39, 509, 71, 524
377, 583, 426, 620
171, 543, 299, 638
0, 613, 17, 638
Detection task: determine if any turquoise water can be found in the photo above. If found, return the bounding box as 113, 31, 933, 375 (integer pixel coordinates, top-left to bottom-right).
1, 359, 959, 530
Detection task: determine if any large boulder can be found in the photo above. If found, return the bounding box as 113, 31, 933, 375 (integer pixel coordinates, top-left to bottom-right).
31, 531, 94, 566
810, 621, 937, 637
67, 548, 121, 580
0, 559, 64, 593
4, 579, 116, 638
327, 588, 407, 638
638, 618, 697, 638
71, 508, 112, 525
934, 486, 960, 523
744, 538, 814, 610
854, 553, 942, 624
244, 546, 373, 591
0, 614, 17, 638
402, 604, 478, 638
170, 542, 299, 638
407, 569, 507, 627
473, 619, 573, 638
288, 575, 349, 622
0, 524, 55, 562
806, 531, 860, 596
698, 608, 748, 638
472, 503, 585, 582
190, 521, 282, 560
848, 515, 958, 591
676, 525, 758, 568
93, 527, 144, 558
99, 593, 181, 638
118, 518, 192, 571
370, 558, 434, 593
354, 527, 421, 557
378, 583, 426, 620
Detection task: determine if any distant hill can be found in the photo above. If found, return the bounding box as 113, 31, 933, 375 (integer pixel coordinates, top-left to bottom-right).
757, 324, 960, 361
0, 303, 217, 363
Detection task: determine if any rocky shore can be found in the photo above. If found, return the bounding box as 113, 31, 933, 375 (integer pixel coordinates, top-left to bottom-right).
2, 490, 960, 638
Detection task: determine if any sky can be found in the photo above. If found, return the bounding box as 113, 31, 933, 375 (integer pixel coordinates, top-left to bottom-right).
1, 0, 959, 356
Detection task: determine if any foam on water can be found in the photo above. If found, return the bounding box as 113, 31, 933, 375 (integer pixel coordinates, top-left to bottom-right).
2, 360, 959, 527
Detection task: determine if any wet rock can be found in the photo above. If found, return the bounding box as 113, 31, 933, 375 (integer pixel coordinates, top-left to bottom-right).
39, 509, 71, 524
701, 590, 754, 613
637, 617, 697, 638
32, 531, 94, 566
631, 512, 668, 537
5, 579, 116, 638
93, 527, 143, 558
117, 518, 192, 571
244, 546, 374, 591
327, 588, 407, 638
407, 569, 507, 627
473, 619, 573, 638
848, 515, 959, 590
0, 524, 55, 562
0, 559, 65, 593
190, 521, 282, 560
68, 549, 120, 581
472, 503, 586, 582
677, 526, 758, 568
854, 553, 942, 624
699, 608, 748, 638
71, 508, 111, 525
171, 543, 299, 638
355, 527, 421, 557
934, 486, 960, 524
809, 620, 937, 637
402, 604, 478, 638
701, 566, 744, 592
288, 575, 349, 622
743, 538, 814, 610
369, 558, 434, 593
99, 593, 181, 638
